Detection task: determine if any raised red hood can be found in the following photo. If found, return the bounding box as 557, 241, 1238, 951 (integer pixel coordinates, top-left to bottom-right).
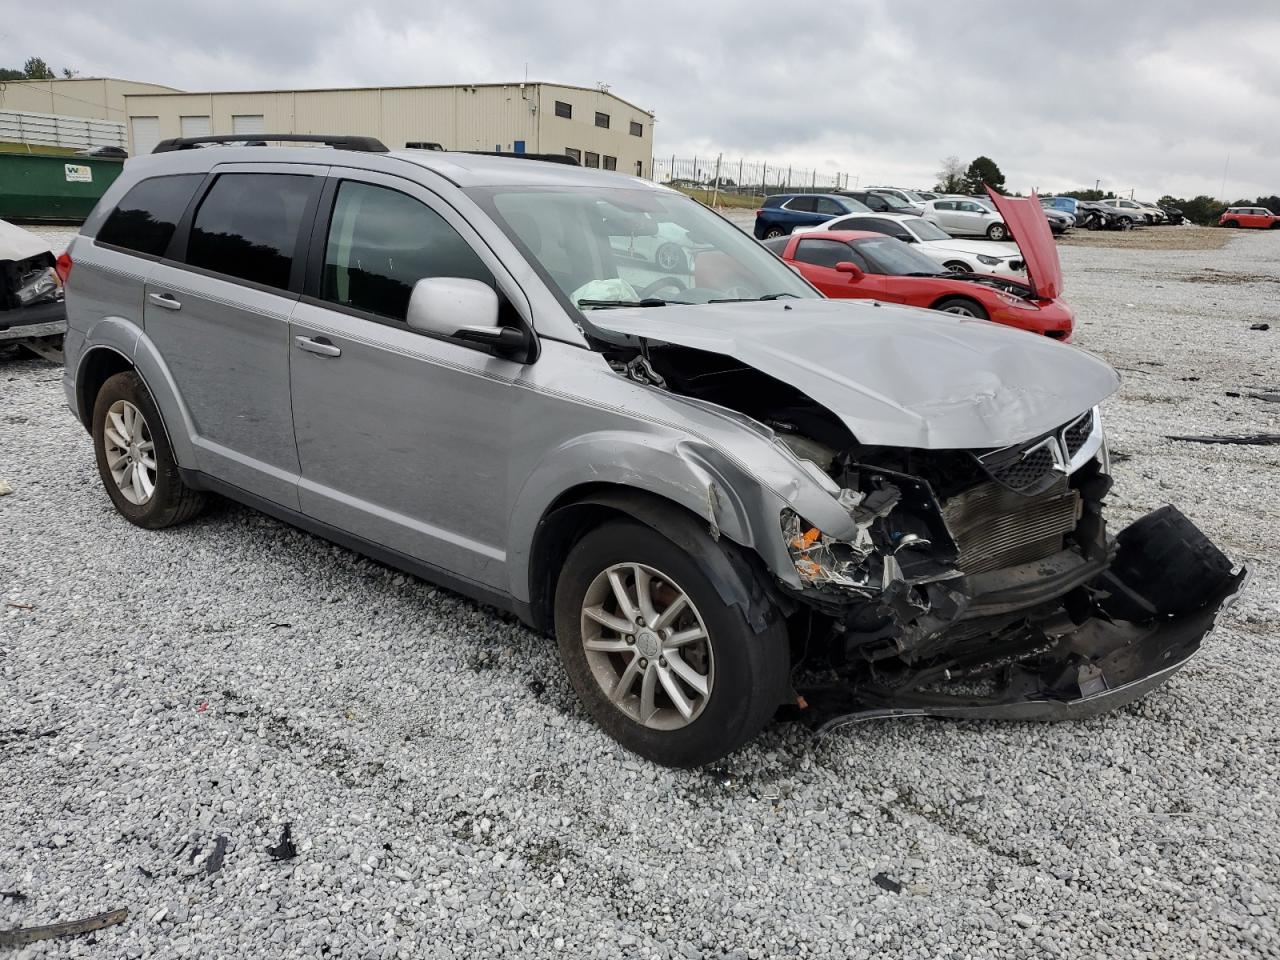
985, 186, 1063, 300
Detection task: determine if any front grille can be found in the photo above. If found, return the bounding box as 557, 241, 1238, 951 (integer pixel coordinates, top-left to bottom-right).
1063, 409, 1094, 458
941, 477, 1081, 575
987, 442, 1056, 493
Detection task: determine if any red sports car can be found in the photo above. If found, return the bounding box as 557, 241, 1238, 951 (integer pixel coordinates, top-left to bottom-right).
764, 228, 1073, 340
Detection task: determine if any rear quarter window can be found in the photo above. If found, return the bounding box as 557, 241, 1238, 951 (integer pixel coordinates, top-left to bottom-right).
95, 174, 203, 257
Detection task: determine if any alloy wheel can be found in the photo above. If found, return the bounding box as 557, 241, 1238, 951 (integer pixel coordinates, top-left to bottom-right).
579, 562, 714, 730
942, 303, 980, 317
103, 399, 157, 505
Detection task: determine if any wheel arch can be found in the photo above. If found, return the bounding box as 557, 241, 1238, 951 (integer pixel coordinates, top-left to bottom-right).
525, 484, 789, 637
75, 322, 199, 468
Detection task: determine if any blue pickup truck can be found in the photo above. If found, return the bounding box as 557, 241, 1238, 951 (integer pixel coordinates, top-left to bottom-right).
753, 193, 872, 239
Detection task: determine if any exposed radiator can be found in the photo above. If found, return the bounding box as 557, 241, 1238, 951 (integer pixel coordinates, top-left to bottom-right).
941, 477, 1081, 575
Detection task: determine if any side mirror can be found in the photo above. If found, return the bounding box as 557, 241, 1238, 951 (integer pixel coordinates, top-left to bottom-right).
897, 235, 916, 243
406, 277, 525, 352
835, 261, 864, 281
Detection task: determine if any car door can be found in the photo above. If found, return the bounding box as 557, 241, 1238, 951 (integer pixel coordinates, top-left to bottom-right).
928, 201, 957, 232
143, 164, 325, 508
814, 196, 846, 225
954, 201, 989, 235
287, 169, 533, 590
782, 196, 820, 229
792, 238, 886, 299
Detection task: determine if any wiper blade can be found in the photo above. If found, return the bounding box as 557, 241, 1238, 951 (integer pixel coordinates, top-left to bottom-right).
577, 298, 677, 309
902, 272, 943, 277
707, 292, 800, 303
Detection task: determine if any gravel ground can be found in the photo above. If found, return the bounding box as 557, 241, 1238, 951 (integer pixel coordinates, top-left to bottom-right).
1, 228, 1277, 959
1058, 225, 1234, 251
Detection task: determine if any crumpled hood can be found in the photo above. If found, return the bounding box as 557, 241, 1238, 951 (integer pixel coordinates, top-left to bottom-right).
0, 218, 54, 263
590, 298, 1119, 449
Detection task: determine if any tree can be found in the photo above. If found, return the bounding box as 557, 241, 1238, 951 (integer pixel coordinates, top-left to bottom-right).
963, 156, 1005, 194
934, 155, 966, 193
0, 67, 24, 81
22, 57, 56, 79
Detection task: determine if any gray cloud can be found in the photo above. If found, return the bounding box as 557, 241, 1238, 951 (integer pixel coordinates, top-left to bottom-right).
4, 0, 1277, 199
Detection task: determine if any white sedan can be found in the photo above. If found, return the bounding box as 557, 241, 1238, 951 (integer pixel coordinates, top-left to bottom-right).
791, 212, 1026, 278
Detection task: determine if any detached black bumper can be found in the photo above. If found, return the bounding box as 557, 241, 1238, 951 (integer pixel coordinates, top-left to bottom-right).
0, 298, 66, 338
806, 506, 1249, 731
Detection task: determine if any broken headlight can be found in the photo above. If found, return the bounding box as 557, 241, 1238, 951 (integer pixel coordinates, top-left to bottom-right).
781, 506, 874, 591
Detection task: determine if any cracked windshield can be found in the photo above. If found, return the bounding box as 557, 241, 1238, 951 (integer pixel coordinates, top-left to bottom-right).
480, 186, 815, 308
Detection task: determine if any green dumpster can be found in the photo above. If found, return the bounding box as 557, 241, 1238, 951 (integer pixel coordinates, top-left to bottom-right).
0, 152, 125, 222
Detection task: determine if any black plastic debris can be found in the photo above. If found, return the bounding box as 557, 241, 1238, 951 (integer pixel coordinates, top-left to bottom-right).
1250, 392, 1280, 403
0, 891, 27, 902
0, 908, 128, 948
1168, 434, 1280, 446
872, 873, 902, 894
205, 836, 228, 875
267, 823, 297, 861
1249, 323, 1269, 331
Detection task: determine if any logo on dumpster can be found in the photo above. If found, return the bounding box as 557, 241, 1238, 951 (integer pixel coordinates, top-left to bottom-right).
65, 164, 93, 183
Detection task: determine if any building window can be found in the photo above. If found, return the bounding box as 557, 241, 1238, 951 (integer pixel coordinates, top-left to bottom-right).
565, 147, 581, 164
554, 100, 572, 119
584, 152, 600, 168
595, 112, 610, 129
630, 121, 643, 138
603, 156, 617, 171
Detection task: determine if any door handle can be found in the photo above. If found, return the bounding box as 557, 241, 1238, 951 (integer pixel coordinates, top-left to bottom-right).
148, 292, 182, 310
294, 335, 342, 358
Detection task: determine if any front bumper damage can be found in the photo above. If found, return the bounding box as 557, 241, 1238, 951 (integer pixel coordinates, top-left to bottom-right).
785, 493, 1249, 732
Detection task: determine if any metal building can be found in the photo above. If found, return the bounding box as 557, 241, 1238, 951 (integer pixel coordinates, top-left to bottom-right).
0, 77, 178, 122
123, 82, 656, 176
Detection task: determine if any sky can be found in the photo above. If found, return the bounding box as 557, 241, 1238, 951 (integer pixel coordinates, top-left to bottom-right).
3, 0, 1278, 201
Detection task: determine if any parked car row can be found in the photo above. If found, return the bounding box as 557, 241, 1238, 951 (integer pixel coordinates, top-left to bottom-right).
1041, 196, 1184, 230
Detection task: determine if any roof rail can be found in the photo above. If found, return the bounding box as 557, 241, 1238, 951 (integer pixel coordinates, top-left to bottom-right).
463, 151, 579, 166
152, 134, 389, 154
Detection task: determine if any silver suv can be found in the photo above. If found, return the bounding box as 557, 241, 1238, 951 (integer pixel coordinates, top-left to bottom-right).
63, 135, 1246, 766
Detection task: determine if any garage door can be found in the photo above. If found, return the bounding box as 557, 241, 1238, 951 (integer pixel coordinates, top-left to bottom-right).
130, 116, 160, 156
232, 114, 265, 136
180, 115, 211, 138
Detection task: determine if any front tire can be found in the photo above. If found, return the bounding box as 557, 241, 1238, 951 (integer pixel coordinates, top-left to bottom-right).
986, 223, 1008, 241
92, 371, 205, 529
942, 260, 970, 274
934, 297, 990, 321
553, 518, 790, 767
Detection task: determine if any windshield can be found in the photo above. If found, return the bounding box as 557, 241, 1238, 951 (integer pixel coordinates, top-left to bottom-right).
903, 217, 951, 241
854, 237, 943, 276
471, 186, 816, 309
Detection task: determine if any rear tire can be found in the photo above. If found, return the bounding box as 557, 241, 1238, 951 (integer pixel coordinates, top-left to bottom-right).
92, 371, 205, 529
1222, 220, 1238, 228
986, 223, 1008, 241
553, 518, 790, 767
934, 297, 990, 321
763, 227, 786, 239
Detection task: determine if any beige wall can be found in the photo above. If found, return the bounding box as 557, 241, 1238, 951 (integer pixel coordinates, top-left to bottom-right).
123, 82, 653, 174
536, 84, 654, 178
0, 78, 177, 121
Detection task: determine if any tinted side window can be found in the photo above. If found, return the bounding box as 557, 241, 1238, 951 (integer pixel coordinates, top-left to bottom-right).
794, 239, 854, 269
815, 198, 844, 215
322, 181, 494, 323
186, 173, 317, 290
934, 201, 955, 210
844, 217, 889, 234
786, 197, 817, 213
96, 174, 202, 257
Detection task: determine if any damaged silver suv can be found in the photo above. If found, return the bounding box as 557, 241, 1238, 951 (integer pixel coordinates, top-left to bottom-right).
63, 135, 1247, 766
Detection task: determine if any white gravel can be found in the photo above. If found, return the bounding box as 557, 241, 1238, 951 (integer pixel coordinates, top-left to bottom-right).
1, 228, 1277, 958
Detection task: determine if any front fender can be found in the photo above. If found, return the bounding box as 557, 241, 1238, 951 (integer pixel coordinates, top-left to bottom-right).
505, 429, 841, 604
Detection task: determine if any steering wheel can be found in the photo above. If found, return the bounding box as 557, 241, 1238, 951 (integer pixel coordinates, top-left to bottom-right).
639, 276, 689, 300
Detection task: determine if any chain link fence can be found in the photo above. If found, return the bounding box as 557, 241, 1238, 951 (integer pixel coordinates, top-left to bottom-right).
652, 155, 857, 207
